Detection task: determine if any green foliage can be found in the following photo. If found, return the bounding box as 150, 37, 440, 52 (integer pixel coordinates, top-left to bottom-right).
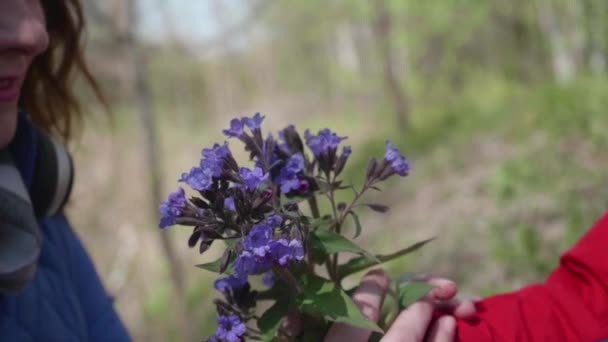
195, 257, 228, 273
309, 228, 378, 262
338, 238, 436, 278
296, 274, 383, 332
257, 299, 289, 341
398, 282, 434, 309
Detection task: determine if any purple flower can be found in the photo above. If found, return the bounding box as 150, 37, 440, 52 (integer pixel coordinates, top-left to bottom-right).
285, 153, 304, 174
276, 153, 305, 194
243, 223, 273, 257
215, 315, 247, 342
159, 187, 187, 228
269, 239, 304, 266
342, 146, 352, 158
243, 113, 265, 131
214, 275, 247, 293
179, 167, 213, 191
203, 142, 231, 160
223, 119, 245, 138
180, 143, 231, 191
279, 177, 300, 194
265, 214, 283, 228
384, 140, 411, 177
298, 179, 310, 193
304, 128, 347, 156
224, 197, 236, 211
233, 250, 272, 276
201, 142, 231, 178
262, 272, 275, 287
239, 167, 269, 191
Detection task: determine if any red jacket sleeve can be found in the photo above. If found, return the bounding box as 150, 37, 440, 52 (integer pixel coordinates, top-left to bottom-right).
456, 212, 608, 342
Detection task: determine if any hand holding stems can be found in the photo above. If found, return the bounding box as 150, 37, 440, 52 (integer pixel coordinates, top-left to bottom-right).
323, 270, 478, 342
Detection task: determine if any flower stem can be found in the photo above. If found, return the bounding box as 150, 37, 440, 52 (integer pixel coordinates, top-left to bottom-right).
274, 266, 303, 294
307, 196, 321, 219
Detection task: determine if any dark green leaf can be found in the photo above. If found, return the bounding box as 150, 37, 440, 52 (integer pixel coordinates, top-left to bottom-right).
364, 203, 390, 213
308, 216, 335, 230
258, 299, 289, 341
195, 254, 234, 274
297, 274, 383, 332
310, 228, 378, 262
398, 282, 434, 309
337, 237, 436, 278
349, 211, 363, 238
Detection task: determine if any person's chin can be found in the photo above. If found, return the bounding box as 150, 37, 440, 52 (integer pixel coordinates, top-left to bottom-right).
0, 105, 18, 149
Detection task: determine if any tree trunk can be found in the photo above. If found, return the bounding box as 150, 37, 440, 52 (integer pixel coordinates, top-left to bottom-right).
122, 0, 193, 340
372, 0, 409, 130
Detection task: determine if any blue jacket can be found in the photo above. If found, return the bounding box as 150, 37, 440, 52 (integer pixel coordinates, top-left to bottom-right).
1, 116, 132, 341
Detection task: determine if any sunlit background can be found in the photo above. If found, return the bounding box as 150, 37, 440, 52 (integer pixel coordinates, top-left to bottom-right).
68, 1, 607, 340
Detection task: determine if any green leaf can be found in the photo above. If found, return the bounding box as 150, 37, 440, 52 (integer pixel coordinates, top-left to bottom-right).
398, 282, 434, 309
308, 216, 335, 230
364, 203, 390, 213
348, 211, 363, 238
297, 274, 383, 333
258, 299, 289, 341
337, 238, 436, 278
310, 228, 378, 262
195, 255, 234, 274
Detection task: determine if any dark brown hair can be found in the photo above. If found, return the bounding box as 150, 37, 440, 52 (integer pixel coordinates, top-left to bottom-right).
19, 0, 104, 141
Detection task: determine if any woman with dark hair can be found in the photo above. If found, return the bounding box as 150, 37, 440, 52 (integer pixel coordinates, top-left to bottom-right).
0, 1, 130, 340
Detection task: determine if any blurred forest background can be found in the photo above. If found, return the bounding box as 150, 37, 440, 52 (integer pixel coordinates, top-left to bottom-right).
67, 0, 607, 340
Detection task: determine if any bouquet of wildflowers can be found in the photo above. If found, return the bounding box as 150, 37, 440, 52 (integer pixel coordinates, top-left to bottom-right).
160, 114, 434, 341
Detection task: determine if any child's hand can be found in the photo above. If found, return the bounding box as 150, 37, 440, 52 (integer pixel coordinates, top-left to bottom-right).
323, 271, 478, 342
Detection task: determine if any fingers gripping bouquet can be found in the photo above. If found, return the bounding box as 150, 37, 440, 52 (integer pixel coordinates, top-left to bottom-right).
159, 114, 433, 341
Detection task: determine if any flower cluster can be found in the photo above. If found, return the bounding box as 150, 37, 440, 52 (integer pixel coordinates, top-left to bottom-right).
159, 113, 412, 341
209, 315, 246, 342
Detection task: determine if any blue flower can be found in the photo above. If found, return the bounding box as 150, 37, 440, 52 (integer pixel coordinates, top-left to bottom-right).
203, 141, 231, 160
304, 128, 347, 156
269, 239, 304, 266
224, 197, 236, 211
179, 167, 213, 191
233, 250, 272, 277
159, 187, 187, 228
284, 153, 304, 174
243, 113, 265, 131
384, 140, 411, 177
342, 146, 352, 158
239, 167, 268, 191
214, 275, 247, 293
276, 153, 305, 194
265, 214, 283, 228
180, 143, 232, 191
215, 315, 247, 342
201, 142, 231, 178
223, 119, 245, 138
232, 215, 302, 279
279, 177, 301, 194
262, 272, 275, 287
243, 223, 273, 257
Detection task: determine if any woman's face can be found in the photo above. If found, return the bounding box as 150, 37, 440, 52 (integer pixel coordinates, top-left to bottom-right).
0, 0, 48, 148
